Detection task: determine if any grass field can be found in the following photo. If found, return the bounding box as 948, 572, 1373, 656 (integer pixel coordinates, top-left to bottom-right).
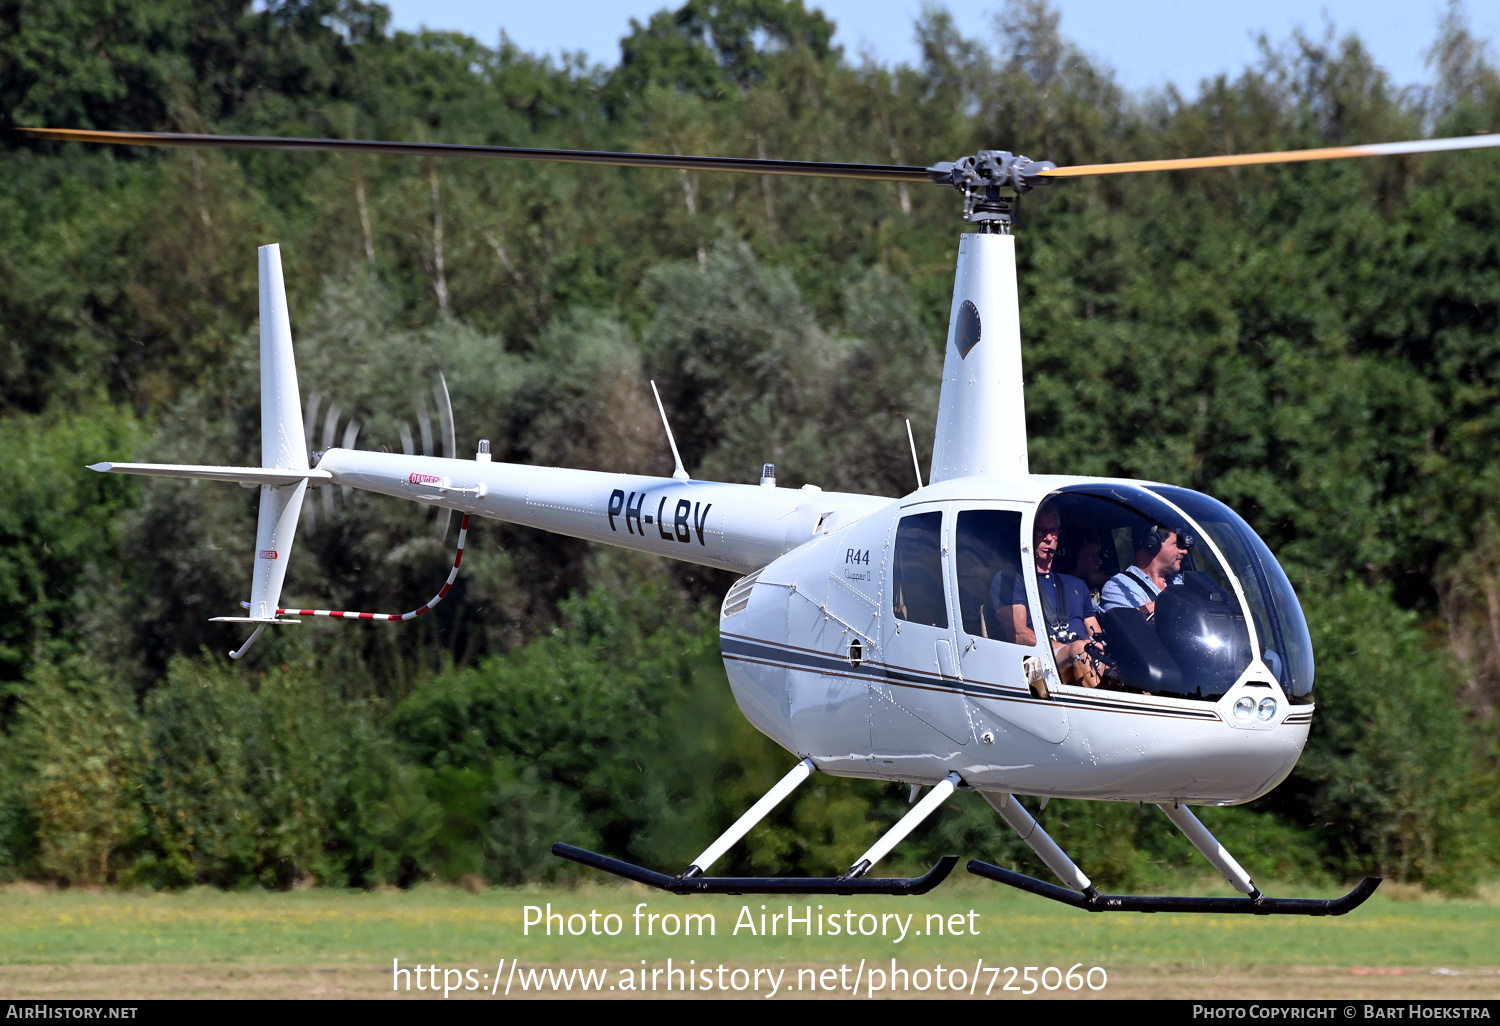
1, 878, 1497, 1000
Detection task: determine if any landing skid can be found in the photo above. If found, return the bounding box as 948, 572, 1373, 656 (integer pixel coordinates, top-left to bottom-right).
978, 791, 1381, 916
967, 860, 1380, 916
553, 843, 958, 895
553, 759, 965, 895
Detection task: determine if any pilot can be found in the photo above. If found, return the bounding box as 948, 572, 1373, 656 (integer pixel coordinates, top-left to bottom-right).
990, 505, 1100, 680
1099, 522, 1190, 616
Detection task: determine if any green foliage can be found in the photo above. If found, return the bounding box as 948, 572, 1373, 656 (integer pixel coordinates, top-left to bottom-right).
138, 657, 361, 887
394, 552, 724, 882
0, 406, 141, 681
645, 239, 938, 494
612, 0, 836, 101
0, 658, 146, 884
1292, 580, 1497, 891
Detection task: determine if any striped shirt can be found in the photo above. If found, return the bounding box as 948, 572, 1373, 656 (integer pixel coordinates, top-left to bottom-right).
1099, 566, 1180, 611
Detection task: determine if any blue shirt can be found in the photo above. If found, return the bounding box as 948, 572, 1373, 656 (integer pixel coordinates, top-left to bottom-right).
991, 570, 1092, 642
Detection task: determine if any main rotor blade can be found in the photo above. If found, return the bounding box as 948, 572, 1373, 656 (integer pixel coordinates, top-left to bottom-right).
1041, 133, 1500, 178
14, 128, 933, 183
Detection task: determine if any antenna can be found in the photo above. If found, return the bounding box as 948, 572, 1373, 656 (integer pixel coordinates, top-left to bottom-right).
905, 418, 924, 490
651, 380, 690, 482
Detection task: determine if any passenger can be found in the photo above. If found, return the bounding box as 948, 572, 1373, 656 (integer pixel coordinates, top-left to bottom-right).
1069, 535, 1108, 612
990, 505, 1101, 682
1099, 523, 1190, 617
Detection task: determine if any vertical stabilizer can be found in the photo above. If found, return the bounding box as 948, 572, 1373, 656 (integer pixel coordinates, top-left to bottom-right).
929, 232, 1029, 483
247, 480, 307, 619
259, 244, 308, 472
244, 245, 307, 628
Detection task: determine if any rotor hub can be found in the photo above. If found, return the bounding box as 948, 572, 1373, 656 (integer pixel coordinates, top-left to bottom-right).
927, 150, 1057, 229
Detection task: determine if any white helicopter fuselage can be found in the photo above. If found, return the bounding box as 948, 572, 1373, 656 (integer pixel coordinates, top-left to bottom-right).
308, 448, 1310, 808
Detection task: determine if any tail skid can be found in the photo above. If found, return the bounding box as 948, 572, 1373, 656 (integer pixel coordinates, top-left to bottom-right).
261, 514, 471, 622
220, 513, 473, 659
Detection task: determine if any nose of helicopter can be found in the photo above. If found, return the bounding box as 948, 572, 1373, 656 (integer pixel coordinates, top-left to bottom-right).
955, 679, 1312, 806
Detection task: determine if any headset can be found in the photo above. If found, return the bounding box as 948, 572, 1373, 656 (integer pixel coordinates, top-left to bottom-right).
1134, 523, 1189, 557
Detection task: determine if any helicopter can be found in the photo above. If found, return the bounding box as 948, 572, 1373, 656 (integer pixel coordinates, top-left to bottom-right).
21, 124, 1500, 915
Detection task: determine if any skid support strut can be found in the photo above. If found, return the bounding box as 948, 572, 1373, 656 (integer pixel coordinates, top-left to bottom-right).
552, 761, 959, 895
847, 772, 961, 878
1158, 801, 1259, 897
685, 758, 815, 876
981, 792, 1097, 898
968, 792, 1380, 916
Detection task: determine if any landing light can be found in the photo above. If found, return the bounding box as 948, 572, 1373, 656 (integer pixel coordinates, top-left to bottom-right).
1232, 696, 1255, 721
1257, 697, 1277, 722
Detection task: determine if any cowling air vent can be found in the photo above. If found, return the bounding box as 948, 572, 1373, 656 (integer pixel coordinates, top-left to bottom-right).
955, 300, 981, 358
723, 570, 762, 617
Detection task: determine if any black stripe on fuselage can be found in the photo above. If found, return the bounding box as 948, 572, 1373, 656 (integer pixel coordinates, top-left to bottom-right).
720, 633, 1224, 722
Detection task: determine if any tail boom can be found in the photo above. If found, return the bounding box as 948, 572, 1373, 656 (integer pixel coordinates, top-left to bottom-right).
317, 448, 891, 574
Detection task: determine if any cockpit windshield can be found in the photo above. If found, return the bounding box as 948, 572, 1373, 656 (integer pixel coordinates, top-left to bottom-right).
1147, 485, 1315, 703
1047, 484, 1312, 703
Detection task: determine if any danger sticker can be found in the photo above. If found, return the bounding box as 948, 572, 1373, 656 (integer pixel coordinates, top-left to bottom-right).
409, 472, 443, 485
258, 549, 278, 560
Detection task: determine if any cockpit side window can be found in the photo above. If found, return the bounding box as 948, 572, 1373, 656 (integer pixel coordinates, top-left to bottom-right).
954, 509, 1025, 643
892, 511, 947, 628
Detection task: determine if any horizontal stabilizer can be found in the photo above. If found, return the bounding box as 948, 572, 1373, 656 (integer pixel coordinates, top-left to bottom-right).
88, 462, 331, 486
208, 616, 302, 624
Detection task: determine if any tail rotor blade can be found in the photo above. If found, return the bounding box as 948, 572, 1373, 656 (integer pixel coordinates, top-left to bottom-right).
340, 418, 360, 501
320, 402, 342, 451
320, 403, 343, 519
417, 398, 435, 458
399, 422, 415, 456
434, 373, 456, 540
303, 391, 322, 458
435, 373, 455, 459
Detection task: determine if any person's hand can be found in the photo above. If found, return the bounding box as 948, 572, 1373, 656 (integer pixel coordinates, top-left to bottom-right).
1054, 639, 1088, 663
1056, 640, 1100, 688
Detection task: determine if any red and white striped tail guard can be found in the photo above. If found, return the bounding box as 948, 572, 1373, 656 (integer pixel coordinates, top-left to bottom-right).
274, 514, 471, 621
